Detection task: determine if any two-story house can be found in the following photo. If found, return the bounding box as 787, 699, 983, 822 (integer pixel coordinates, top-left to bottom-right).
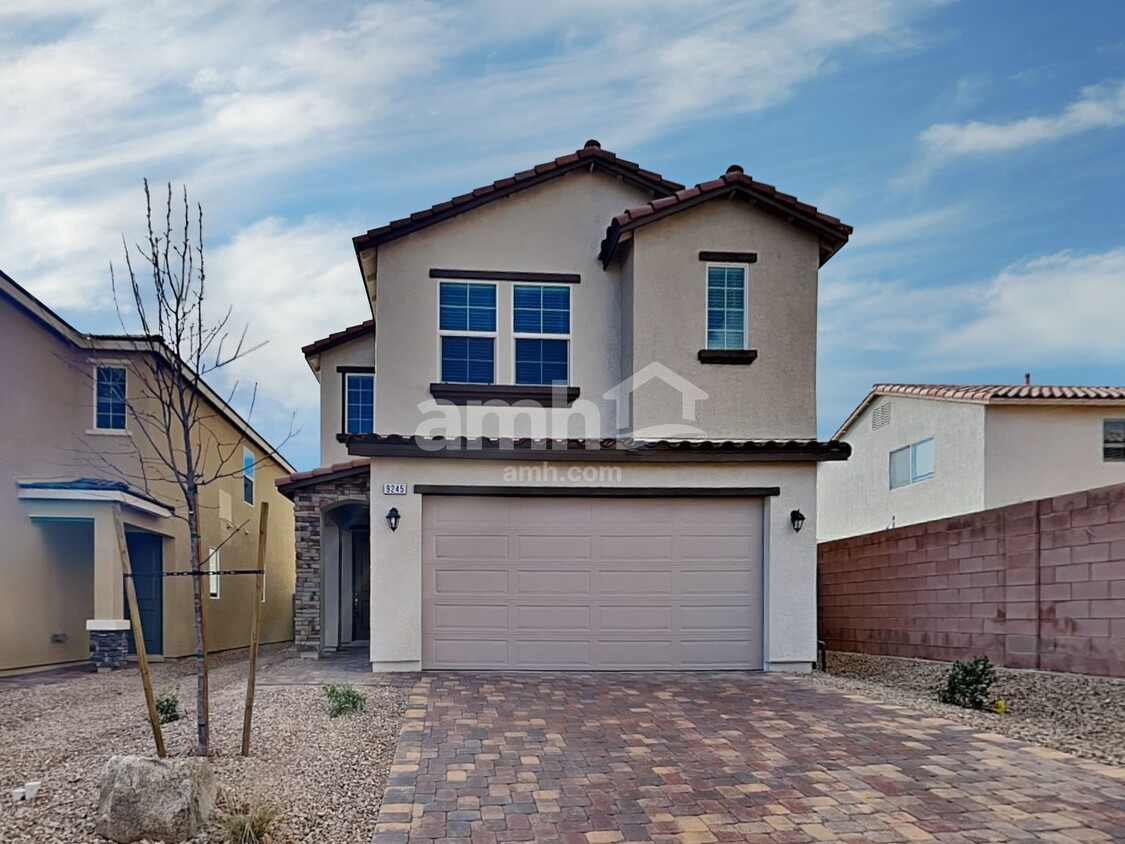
279, 141, 852, 672
0, 270, 296, 673
818, 382, 1125, 541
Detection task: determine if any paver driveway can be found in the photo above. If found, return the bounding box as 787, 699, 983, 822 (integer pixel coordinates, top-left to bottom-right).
372, 673, 1125, 843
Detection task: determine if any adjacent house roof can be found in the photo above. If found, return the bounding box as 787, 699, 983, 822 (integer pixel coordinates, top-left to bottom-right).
835, 383, 1125, 439
352, 140, 684, 254
600, 165, 853, 268
301, 319, 375, 357
338, 433, 850, 462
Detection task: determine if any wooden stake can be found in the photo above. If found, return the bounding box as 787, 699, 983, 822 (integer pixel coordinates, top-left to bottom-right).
241, 501, 269, 756
115, 510, 167, 758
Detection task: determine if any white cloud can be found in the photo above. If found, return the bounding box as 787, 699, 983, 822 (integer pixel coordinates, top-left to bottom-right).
921, 79, 1125, 156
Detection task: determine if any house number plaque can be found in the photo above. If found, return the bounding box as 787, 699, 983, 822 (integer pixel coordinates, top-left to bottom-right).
383, 483, 407, 495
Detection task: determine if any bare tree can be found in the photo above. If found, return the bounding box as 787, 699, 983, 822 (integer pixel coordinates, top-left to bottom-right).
95, 180, 290, 756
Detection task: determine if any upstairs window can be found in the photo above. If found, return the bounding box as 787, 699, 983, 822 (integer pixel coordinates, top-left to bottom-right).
513, 285, 570, 385
439, 282, 496, 383
890, 438, 935, 489
345, 373, 374, 434
94, 365, 127, 430
242, 448, 255, 505
705, 265, 748, 350
1104, 420, 1125, 462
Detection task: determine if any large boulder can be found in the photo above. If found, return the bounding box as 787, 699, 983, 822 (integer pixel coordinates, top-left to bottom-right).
95, 755, 216, 843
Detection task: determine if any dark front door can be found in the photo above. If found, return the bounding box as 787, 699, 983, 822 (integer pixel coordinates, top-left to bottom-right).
124, 531, 163, 655
352, 529, 371, 641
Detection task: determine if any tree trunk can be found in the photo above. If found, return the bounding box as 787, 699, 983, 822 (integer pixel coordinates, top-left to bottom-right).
187, 497, 211, 756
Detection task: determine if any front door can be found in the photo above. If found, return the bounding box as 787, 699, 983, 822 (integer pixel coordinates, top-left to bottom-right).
352, 529, 371, 641
124, 531, 163, 655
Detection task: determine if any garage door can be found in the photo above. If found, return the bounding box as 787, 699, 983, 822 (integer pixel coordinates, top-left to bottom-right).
421, 495, 764, 670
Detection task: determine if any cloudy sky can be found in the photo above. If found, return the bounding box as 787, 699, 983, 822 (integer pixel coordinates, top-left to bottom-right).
3, 1, 1124, 469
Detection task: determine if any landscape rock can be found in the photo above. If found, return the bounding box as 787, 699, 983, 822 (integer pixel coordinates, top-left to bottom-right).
94, 755, 216, 843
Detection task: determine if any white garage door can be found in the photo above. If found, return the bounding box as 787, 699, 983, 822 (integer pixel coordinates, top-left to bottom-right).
421, 495, 764, 670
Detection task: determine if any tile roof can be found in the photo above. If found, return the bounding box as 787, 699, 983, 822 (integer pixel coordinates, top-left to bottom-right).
301, 320, 374, 357
18, 478, 169, 509
835, 383, 1125, 439
352, 141, 684, 253
275, 458, 370, 495
339, 433, 850, 462
600, 165, 853, 267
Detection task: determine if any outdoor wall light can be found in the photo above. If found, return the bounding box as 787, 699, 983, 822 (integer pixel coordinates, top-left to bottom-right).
790, 509, 806, 533
386, 507, 401, 532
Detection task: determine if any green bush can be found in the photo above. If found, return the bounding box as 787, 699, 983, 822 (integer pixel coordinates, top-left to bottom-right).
938, 656, 997, 710
222, 802, 279, 844
155, 689, 180, 725
323, 683, 366, 718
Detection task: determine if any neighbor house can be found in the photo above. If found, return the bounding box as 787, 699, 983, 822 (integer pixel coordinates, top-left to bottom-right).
818, 383, 1125, 541
279, 141, 852, 673
0, 270, 296, 673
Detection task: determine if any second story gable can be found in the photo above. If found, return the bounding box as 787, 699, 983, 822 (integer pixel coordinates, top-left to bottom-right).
342, 142, 851, 444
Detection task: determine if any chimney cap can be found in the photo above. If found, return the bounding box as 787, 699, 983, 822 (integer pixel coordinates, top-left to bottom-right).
726, 164, 745, 175
583, 139, 601, 149
1024, 372, 1031, 385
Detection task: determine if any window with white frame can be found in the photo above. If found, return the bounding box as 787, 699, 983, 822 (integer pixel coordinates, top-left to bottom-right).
438, 282, 496, 383
890, 438, 935, 489
1104, 420, 1125, 462
513, 284, 570, 385
94, 365, 127, 430
344, 372, 374, 434
705, 264, 748, 351
242, 448, 255, 505
207, 547, 220, 599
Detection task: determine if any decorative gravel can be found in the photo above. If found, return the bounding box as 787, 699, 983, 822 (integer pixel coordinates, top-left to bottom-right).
0, 647, 407, 843
806, 651, 1125, 767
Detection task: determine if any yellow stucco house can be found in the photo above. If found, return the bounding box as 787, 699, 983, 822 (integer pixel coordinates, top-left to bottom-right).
0, 269, 296, 673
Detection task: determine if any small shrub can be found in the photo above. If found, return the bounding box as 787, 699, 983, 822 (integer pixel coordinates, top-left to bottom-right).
155, 689, 180, 724
937, 656, 997, 710
323, 683, 365, 718
222, 802, 280, 844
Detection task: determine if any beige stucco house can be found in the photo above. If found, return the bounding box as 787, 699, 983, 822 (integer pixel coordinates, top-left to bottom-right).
818, 383, 1125, 541
0, 270, 297, 673
279, 141, 852, 673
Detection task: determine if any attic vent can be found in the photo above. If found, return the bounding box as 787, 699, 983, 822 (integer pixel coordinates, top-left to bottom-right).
871, 403, 891, 430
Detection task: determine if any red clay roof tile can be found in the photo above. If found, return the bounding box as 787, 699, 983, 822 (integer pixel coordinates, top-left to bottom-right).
301, 320, 374, 357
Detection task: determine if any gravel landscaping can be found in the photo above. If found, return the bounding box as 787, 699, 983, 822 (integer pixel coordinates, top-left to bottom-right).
0, 647, 407, 843
807, 650, 1125, 767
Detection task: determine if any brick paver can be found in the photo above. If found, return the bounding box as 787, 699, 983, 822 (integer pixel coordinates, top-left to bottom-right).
372, 673, 1125, 843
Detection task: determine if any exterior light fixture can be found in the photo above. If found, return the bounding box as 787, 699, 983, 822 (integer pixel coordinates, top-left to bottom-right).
790, 509, 806, 533
386, 507, 401, 532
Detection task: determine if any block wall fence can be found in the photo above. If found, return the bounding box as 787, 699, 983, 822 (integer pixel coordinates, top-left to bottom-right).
818, 482, 1125, 677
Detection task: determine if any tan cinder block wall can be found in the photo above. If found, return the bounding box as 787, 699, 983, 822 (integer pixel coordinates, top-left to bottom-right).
818, 481, 1125, 677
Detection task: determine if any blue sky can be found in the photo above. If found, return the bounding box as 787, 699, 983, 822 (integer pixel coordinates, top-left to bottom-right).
2, 1, 1123, 469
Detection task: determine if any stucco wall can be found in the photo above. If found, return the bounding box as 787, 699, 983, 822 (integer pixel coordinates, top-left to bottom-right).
0, 294, 295, 671
984, 405, 1125, 508
818, 396, 986, 541
628, 202, 821, 440
317, 335, 376, 466
367, 457, 819, 672
370, 170, 645, 439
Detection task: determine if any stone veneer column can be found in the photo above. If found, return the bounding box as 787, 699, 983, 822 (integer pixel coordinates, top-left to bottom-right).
292, 473, 370, 658
87, 620, 130, 670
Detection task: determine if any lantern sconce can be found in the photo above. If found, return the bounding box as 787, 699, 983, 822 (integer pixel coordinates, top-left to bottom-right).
386, 507, 401, 532
790, 509, 806, 533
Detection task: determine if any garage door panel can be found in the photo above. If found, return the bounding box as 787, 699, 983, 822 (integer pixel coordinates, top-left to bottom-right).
516, 569, 592, 595
598, 570, 674, 595
517, 534, 592, 558
514, 604, 592, 630
434, 534, 510, 558
432, 568, 509, 593
430, 603, 510, 631
422, 496, 763, 670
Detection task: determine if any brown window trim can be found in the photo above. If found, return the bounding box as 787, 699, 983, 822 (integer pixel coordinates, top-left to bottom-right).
697, 349, 758, 365
429, 269, 581, 284
414, 485, 780, 497
337, 365, 375, 374
429, 383, 580, 407
699, 251, 757, 263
